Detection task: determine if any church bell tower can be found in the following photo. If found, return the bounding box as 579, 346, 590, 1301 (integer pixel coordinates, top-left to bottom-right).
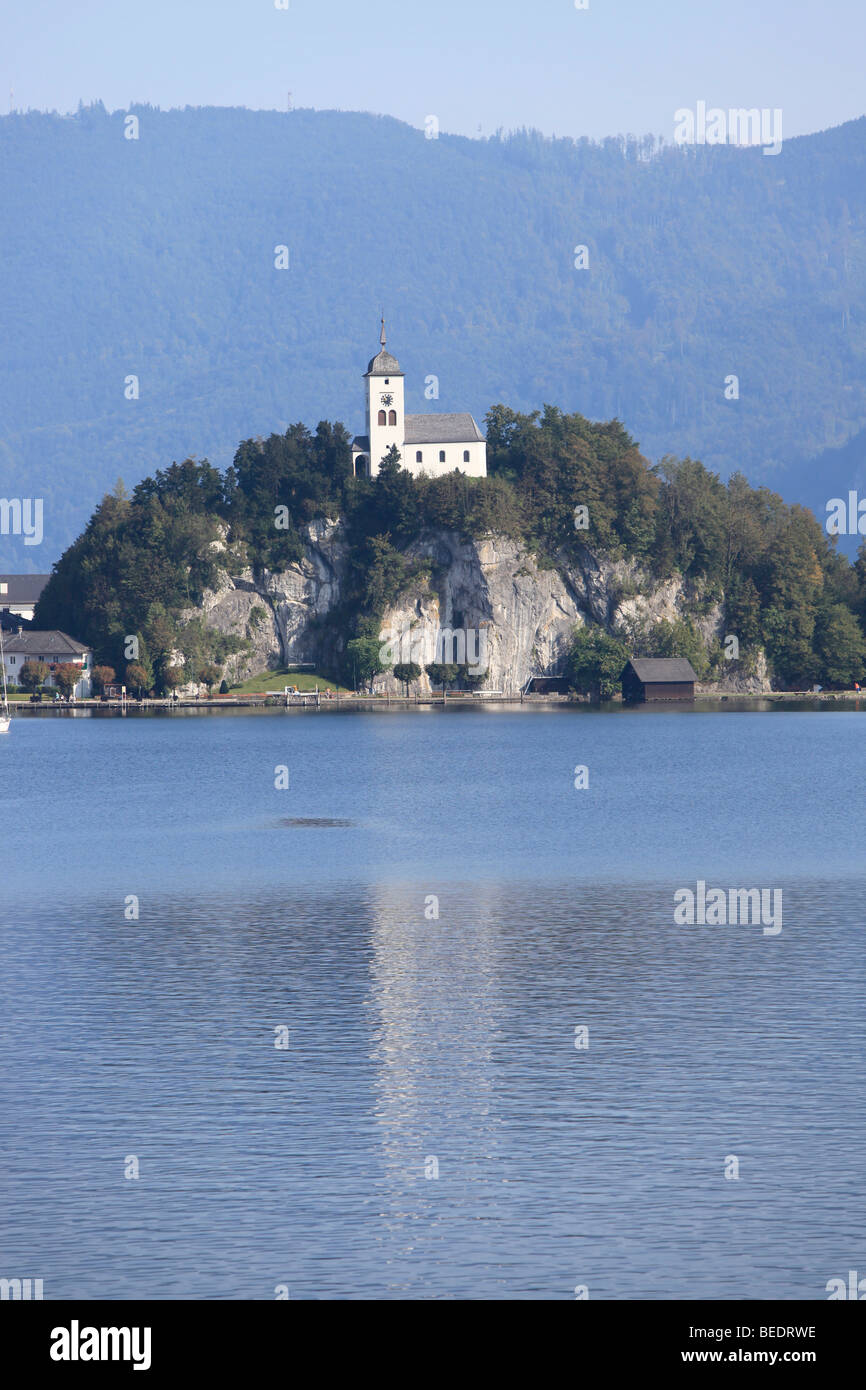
364, 317, 405, 476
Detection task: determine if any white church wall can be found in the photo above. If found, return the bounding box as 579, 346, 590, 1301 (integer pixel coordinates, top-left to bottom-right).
403, 441, 487, 478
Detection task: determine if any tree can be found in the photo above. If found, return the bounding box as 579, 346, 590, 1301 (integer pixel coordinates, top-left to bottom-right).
161, 664, 185, 695
642, 617, 709, 679
393, 661, 422, 696
91, 665, 116, 695
219, 679, 230, 695
125, 662, 149, 696
459, 665, 488, 689
426, 662, 459, 691
369, 445, 419, 536
198, 663, 222, 692
346, 636, 389, 691
53, 663, 80, 698
654, 456, 727, 582
20, 659, 49, 693
814, 603, 866, 688
567, 626, 629, 701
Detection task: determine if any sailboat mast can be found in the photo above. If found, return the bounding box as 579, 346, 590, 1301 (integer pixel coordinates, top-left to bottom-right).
0, 624, 8, 710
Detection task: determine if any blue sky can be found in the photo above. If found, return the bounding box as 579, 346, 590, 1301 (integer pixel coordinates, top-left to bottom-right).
2, 0, 863, 141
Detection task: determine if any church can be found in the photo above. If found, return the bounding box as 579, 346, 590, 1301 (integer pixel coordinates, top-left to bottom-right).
351, 321, 487, 480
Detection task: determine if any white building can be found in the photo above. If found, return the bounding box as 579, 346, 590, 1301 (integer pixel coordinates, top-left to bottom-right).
0, 574, 50, 622
352, 322, 487, 480
1, 629, 93, 698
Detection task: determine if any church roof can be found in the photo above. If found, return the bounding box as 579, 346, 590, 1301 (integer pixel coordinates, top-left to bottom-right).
352, 435, 370, 453
404, 413, 485, 445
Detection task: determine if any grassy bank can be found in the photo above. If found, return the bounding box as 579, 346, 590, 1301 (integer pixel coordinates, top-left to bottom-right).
227, 669, 352, 696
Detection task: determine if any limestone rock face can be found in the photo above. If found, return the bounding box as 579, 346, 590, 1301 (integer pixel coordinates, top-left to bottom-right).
265, 519, 348, 673
376, 533, 585, 695
180, 523, 773, 695
179, 519, 347, 688
193, 571, 277, 686
697, 649, 772, 694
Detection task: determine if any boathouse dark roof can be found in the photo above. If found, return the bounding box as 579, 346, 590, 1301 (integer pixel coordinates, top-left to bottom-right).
625, 658, 698, 683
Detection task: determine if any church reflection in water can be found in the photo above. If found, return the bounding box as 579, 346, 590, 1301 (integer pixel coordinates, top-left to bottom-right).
365, 882, 509, 1199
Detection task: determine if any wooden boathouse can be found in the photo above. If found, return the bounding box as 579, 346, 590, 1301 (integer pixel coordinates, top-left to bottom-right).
621, 657, 697, 703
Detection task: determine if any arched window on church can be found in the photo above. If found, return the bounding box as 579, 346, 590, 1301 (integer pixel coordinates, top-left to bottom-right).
416, 451, 423, 463
439, 450, 446, 463
355, 455, 369, 478
463, 450, 470, 463
388, 410, 397, 426
378, 410, 386, 426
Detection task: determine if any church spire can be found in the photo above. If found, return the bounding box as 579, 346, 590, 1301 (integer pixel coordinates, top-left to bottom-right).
365, 315, 402, 376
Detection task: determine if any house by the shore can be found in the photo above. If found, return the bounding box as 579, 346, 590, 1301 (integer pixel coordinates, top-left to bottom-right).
1, 629, 93, 698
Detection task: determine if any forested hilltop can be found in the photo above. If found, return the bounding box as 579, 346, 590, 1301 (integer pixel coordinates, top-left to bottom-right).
35, 407, 866, 694
4, 105, 866, 565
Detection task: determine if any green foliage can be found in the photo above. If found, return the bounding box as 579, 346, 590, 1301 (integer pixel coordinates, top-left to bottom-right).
20, 660, 49, 692
346, 636, 388, 690
459, 666, 488, 689
567, 627, 630, 701
90, 665, 116, 694
34, 463, 223, 673
393, 662, 422, 694
226, 422, 352, 571
426, 663, 459, 689
161, 664, 185, 693
52, 663, 79, 697
486, 405, 657, 560
637, 617, 710, 680
125, 663, 149, 695
813, 604, 866, 688
198, 663, 223, 690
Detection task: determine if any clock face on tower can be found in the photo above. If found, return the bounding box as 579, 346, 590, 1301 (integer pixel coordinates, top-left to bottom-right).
380, 393, 394, 407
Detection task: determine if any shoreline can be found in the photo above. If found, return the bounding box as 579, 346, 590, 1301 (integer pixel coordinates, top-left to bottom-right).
7, 689, 866, 716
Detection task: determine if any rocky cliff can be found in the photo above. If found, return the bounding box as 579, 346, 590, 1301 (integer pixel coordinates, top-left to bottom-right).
180, 522, 771, 695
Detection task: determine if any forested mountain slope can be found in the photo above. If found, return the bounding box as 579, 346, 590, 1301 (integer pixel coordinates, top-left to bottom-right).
3, 104, 866, 565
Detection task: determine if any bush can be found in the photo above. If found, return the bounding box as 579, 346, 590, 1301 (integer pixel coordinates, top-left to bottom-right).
198, 663, 222, 690
566, 626, 629, 701
125, 663, 150, 696
91, 664, 116, 695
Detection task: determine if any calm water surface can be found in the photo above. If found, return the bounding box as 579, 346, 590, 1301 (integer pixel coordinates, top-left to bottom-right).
1, 708, 863, 1298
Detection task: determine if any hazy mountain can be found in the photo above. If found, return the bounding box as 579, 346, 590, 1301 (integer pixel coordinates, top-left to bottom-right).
2, 103, 866, 568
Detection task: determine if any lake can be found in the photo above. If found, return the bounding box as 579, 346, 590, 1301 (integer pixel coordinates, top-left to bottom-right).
1, 706, 863, 1299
